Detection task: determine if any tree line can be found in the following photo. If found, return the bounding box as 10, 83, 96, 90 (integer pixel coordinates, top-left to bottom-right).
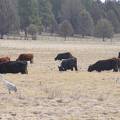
0, 0, 120, 41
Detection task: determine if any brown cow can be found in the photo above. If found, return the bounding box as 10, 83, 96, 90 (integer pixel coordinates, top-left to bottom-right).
16, 54, 33, 63
0, 57, 10, 63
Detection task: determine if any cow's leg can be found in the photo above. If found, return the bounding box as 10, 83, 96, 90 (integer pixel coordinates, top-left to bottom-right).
71, 67, 73, 71
113, 65, 118, 72
118, 63, 120, 72
21, 69, 28, 74
25, 69, 28, 74
30, 59, 33, 64
113, 68, 118, 72
97, 70, 101, 72
25, 68, 28, 74
74, 65, 78, 71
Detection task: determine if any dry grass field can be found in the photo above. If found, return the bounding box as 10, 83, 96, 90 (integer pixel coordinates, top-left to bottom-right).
0, 37, 120, 120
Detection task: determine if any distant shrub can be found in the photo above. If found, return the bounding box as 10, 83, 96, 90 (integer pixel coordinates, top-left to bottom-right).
59, 20, 74, 40
28, 24, 38, 40
95, 18, 114, 41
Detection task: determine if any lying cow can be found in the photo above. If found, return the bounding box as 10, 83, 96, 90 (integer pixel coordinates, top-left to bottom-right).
0, 61, 28, 74
88, 58, 120, 72
0, 57, 10, 63
55, 52, 73, 61
58, 57, 78, 71
16, 53, 33, 63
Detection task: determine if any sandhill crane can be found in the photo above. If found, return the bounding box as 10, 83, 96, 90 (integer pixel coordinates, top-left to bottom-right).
0, 74, 17, 94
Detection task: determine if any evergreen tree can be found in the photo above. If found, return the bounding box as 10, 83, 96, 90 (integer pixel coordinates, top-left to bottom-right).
18, 0, 40, 39
78, 9, 94, 37
81, 0, 94, 11
38, 0, 54, 31
95, 18, 114, 41
105, 1, 120, 28
0, 0, 19, 39
61, 0, 83, 34
50, 0, 62, 20
59, 20, 74, 40
106, 10, 120, 33
90, 0, 106, 24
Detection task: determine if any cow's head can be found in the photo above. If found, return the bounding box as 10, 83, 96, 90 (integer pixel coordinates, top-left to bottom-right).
55, 54, 62, 61
55, 57, 57, 61
88, 65, 94, 72
55, 56, 61, 61
58, 66, 64, 71
16, 58, 19, 61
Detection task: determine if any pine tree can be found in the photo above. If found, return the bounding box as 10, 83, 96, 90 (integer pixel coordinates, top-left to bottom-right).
78, 9, 94, 37
0, 0, 19, 39
18, 0, 40, 39
107, 10, 120, 33
38, 0, 54, 31
59, 20, 74, 40
95, 18, 114, 41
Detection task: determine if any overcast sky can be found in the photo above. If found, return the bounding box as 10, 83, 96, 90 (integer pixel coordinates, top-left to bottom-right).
101, 0, 105, 2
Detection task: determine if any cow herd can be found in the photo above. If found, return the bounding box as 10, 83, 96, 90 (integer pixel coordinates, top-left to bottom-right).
0, 54, 33, 74
0, 51, 120, 94
55, 52, 120, 72
1, 51, 120, 94
0, 52, 120, 74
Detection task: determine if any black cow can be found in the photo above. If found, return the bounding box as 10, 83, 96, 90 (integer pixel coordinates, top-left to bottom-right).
58, 58, 78, 71
55, 52, 73, 61
88, 58, 119, 72
0, 61, 28, 74
118, 52, 120, 58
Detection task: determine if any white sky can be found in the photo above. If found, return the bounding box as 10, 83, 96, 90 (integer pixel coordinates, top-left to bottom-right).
101, 0, 105, 2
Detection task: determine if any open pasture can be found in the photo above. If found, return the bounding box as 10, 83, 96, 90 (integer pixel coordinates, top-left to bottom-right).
0, 38, 120, 120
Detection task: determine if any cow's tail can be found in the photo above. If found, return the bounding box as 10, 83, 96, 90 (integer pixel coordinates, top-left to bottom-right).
74, 57, 78, 71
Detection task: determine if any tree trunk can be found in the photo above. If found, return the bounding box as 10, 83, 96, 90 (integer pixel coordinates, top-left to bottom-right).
0, 34, 4, 39
32, 34, 37, 40
64, 36, 67, 41
102, 36, 105, 42
24, 29, 28, 40
82, 34, 85, 38
110, 38, 112, 43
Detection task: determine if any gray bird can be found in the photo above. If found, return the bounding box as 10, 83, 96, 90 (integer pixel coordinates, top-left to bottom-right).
0, 74, 17, 94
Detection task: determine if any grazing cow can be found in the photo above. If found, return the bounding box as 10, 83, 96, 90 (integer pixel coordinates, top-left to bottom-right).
55, 52, 73, 61
16, 53, 33, 63
58, 57, 78, 71
88, 58, 120, 72
0, 57, 10, 63
0, 61, 28, 74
